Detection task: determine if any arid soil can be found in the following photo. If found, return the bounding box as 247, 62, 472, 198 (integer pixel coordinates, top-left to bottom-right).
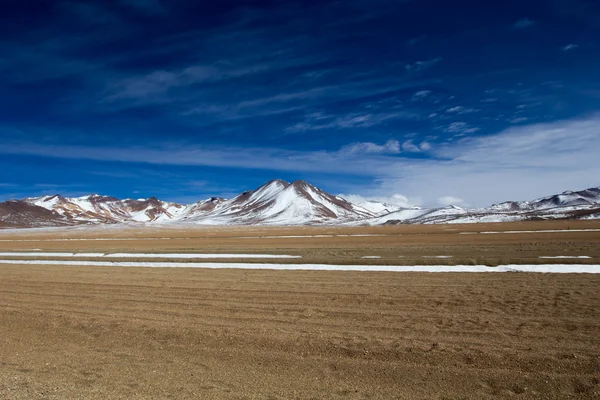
0, 221, 599, 399
0, 220, 599, 265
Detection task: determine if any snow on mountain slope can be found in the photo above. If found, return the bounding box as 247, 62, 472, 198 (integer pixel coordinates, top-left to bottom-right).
355, 200, 404, 216
25, 194, 187, 223
491, 187, 600, 212
378, 192, 600, 226
182, 180, 374, 225
368, 208, 430, 224
2, 182, 600, 228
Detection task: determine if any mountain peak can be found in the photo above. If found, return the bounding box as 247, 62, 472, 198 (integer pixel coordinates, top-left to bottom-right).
265, 179, 290, 186
4, 182, 600, 228
291, 180, 310, 187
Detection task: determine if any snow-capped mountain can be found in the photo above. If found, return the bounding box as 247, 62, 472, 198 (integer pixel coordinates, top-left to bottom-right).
179, 180, 373, 225
354, 200, 405, 216
0, 200, 73, 228
26, 194, 187, 223
1, 181, 599, 228
379, 189, 600, 225
0, 180, 374, 228
489, 188, 600, 212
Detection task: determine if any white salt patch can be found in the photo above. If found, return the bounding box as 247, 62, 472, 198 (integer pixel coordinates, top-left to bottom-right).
422, 256, 454, 259
461, 229, 600, 235
0, 233, 400, 242
0, 252, 76, 257
0, 260, 598, 273
106, 253, 302, 259
236, 234, 394, 239
337, 234, 395, 237
361, 256, 382, 259
539, 256, 592, 259
0, 252, 301, 259
0, 238, 153, 242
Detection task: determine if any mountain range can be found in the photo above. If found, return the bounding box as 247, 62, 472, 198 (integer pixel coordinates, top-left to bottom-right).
1, 180, 599, 228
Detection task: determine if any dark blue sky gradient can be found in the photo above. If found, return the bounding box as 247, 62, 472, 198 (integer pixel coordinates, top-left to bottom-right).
1, 0, 599, 206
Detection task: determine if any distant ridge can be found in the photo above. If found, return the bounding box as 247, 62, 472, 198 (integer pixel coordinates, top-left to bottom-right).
1, 181, 599, 228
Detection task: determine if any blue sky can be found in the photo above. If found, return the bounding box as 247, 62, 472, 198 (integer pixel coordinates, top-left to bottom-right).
1, 0, 599, 207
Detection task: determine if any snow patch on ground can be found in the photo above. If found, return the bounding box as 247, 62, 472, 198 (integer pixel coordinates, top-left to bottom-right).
422, 256, 454, 259
236, 234, 394, 239
0, 238, 151, 242
0, 252, 301, 259
539, 256, 592, 259
0, 260, 598, 273
460, 229, 600, 235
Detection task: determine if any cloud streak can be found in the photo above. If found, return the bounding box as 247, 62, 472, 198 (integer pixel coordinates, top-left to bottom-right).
512, 18, 535, 29
405, 58, 442, 72
4, 114, 600, 206
340, 140, 401, 154
561, 44, 579, 51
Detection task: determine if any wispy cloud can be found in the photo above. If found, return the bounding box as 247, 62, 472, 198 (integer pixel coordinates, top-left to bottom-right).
512, 18, 535, 29
510, 117, 529, 124
437, 196, 465, 206
406, 35, 426, 47
338, 193, 420, 208
340, 140, 401, 155
104, 64, 273, 102
377, 114, 600, 206
3, 115, 600, 206
0, 141, 395, 176
285, 110, 419, 133
405, 58, 442, 72
411, 90, 432, 100
561, 44, 579, 51
401, 140, 430, 152
446, 106, 478, 114
444, 122, 480, 134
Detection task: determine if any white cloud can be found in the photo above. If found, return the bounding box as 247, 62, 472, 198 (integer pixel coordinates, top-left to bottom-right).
446, 106, 478, 114
401, 140, 420, 152
405, 58, 442, 72
341, 139, 401, 154
513, 18, 535, 29
373, 114, 600, 207
285, 110, 419, 132
338, 193, 419, 208
419, 141, 431, 151
561, 44, 579, 51
105, 66, 221, 100
444, 122, 480, 133
412, 90, 431, 100
3, 115, 600, 207
510, 117, 529, 124
437, 196, 465, 206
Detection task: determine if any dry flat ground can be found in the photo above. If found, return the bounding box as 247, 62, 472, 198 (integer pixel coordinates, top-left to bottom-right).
0, 221, 599, 399
0, 219, 599, 265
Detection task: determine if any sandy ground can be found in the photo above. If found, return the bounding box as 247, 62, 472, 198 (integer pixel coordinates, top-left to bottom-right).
0, 220, 599, 266
0, 221, 599, 398
1, 266, 599, 399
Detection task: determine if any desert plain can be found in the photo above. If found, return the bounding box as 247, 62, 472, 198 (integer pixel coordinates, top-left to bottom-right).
0, 220, 599, 399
